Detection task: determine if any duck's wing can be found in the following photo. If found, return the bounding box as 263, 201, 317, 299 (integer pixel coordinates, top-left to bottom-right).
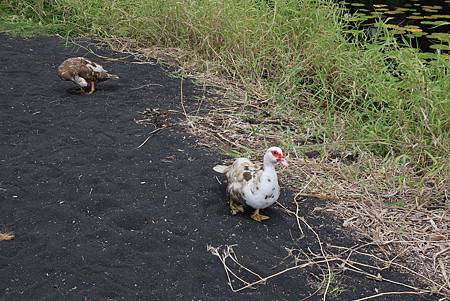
86, 60, 119, 82
57, 58, 75, 80
225, 158, 262, 204
76, 58, 97, 80
213, 165, 230, 173
57, 57, 95, 81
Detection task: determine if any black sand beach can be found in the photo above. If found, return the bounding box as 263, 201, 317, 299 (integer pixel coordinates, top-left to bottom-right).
0, 33, 436, 300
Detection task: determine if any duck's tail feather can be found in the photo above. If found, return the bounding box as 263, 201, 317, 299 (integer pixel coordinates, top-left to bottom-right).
213, 165, 229, 174
108, 73, 119, 80
95, 72, 119, 81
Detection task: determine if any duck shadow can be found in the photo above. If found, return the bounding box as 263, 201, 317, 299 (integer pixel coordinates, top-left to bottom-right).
64, 84, 122, 95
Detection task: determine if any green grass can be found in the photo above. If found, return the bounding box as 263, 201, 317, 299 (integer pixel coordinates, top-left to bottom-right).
310, 271, 344, 298
1, 0, 449, 202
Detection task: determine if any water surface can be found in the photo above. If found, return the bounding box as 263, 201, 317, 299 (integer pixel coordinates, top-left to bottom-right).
340, 0, 450, 53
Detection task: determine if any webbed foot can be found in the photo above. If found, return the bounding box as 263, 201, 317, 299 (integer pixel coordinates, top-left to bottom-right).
251, 209, 269, 222
229, 199, 245, 215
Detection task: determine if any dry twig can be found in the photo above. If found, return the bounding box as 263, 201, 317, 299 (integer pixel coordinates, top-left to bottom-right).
136, 128, 164, 149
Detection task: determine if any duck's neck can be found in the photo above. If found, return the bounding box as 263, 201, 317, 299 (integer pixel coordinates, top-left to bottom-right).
263, 161, 276, 173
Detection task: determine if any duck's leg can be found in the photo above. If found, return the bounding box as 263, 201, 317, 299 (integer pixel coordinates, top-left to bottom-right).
251, 209, 269, 222
229, 199, 244, 215
86, 81, 96, 95
73, 76, 87, 94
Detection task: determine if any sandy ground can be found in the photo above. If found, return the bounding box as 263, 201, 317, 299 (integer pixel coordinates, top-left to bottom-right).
0, 33, 437, 300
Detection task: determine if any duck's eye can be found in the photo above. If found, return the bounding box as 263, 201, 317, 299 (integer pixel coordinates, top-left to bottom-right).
271, 150, 278, 156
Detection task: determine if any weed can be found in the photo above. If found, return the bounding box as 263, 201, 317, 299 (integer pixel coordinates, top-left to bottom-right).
310, 271, 344, 298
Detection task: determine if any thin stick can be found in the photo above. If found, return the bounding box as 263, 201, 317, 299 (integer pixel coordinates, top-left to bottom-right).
136, 128, 164, 149
351, 290, 427, 301
130, 83, 164, 90
299, 286, 322, 301
69, 39, 133, 61
180, 79, 187, 118
179, 79, 195, 129
343, 265, 429, 292
294, 194, 332, 301
295, 201, 305, 238
207, 245, 256, 289
437, 257, 450, 290
232, 259, 337, 293
228, 248, 265, 281
215, 132, 242, 148
330, 244, 443, 289
208, 244, 338, 293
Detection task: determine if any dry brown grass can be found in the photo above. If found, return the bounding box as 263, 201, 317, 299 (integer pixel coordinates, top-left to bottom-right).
208, 195, 446, 299
0, 232, 14, 241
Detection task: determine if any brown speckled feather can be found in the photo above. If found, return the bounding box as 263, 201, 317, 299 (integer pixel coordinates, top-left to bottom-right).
216, 159, 263, 206
57, 57, 95, 81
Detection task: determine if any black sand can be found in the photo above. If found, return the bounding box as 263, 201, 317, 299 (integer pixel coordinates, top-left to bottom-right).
0, 33, 436, 300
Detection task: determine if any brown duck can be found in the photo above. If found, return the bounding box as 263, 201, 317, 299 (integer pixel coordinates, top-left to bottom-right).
57, 57, 119, 94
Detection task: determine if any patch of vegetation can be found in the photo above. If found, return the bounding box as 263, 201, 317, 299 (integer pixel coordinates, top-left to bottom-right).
310, 271, 344, 298
0, 15, 57, 36
1, 0, 448, 205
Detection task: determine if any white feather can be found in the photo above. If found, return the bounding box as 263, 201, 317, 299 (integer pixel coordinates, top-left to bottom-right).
88, 63, 106, 73
73, 75, 88, 87
213, 165, 228, 173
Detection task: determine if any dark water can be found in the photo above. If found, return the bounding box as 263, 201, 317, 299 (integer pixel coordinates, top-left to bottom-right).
340, 0, 450, 54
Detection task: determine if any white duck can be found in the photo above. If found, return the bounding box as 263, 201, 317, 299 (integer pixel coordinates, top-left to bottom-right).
213, 147, 288, 222
57, 57, 119, 94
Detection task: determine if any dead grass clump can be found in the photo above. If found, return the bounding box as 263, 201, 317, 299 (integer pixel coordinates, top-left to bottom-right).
327, 200, 450, 294
208, 196, 445, 299
0, 232, 14, 241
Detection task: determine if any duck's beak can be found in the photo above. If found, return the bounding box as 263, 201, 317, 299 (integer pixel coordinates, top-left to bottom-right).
278, 156, 289, 167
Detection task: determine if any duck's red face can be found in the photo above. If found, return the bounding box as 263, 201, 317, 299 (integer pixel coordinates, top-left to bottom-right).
271, 149, 288, 166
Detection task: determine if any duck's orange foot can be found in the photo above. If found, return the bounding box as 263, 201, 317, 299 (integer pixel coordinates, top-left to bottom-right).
251, 209, 269, 222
